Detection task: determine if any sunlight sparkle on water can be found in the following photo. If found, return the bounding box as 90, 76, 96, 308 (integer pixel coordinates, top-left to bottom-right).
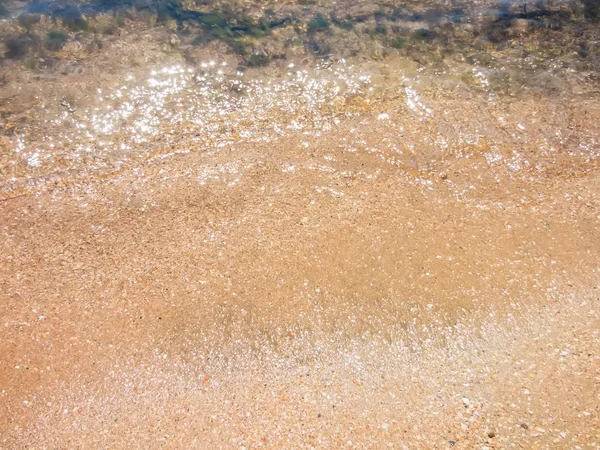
10, 61, 374, 177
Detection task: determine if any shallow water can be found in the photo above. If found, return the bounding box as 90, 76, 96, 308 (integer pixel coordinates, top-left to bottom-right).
1, 0, 600, 448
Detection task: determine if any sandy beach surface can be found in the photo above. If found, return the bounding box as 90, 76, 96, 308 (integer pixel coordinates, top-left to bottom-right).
1, 0, 600, 447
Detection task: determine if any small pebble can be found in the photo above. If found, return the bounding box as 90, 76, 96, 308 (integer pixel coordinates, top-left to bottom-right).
521, 423, 529, 429
487, 431, 496, 438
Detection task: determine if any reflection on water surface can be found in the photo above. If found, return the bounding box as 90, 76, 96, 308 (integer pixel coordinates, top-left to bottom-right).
1, 1, 600, 448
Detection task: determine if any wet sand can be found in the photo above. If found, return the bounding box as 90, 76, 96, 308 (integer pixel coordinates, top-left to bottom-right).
1, 3, 600, 447
2, 107, 600, 447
